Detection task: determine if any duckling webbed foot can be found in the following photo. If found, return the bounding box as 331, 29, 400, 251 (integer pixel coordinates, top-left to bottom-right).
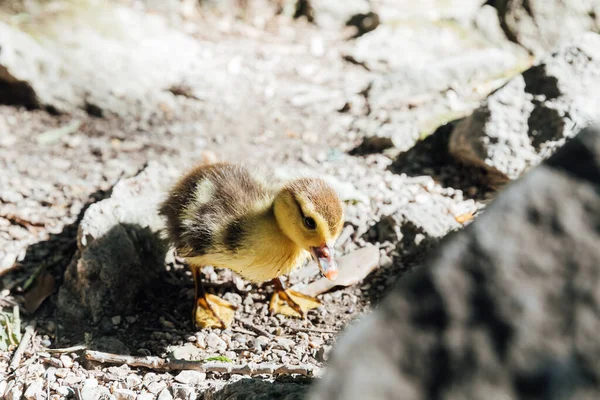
269, 277, 320, 318
192, 267, 235, 329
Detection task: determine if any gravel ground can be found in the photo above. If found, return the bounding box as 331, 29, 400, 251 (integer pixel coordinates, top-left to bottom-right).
0, 0, 525, 398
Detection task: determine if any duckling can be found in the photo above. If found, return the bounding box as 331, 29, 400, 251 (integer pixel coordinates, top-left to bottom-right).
159, 162, 344, 329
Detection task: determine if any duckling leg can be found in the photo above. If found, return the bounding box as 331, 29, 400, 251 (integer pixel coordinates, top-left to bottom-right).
191, 266, 235, 329
269, 277, 321, 318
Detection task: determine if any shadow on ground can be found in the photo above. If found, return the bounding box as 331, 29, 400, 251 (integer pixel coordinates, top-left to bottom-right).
201, 376, 311, 400
390, 121, 505, 201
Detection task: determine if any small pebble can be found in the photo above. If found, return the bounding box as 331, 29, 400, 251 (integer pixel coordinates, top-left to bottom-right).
171, 383, 195, 399
126, 375, 143, 389
231, 333, 247, 345
275, 337, 295, 351
59, 355, 73, 369
112, 316, 122, 325
157, 387, 173, 400
175, 370, 206, 385
55, 368, 70, 378
113, 388, 137, 400
206, 332, 227, 350
316, 345, 332, 362
24, 379, 44, 400
83, 378, 98, 388
147, 381, 167, 394
125, 316, 137, 324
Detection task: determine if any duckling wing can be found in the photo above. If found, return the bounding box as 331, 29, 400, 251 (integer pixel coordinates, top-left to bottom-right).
159, 163, 275, 258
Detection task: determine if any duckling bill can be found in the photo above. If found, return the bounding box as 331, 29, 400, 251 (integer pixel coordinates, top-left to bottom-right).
159, 162, 344, 329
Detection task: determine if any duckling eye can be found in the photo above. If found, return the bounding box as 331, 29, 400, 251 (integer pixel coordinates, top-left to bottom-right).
303, 217, 317, 230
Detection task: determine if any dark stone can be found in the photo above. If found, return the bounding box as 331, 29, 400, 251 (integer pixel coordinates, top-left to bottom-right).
349, 136, 394, 156
309, 126, 600, 399
449, 32, 600, 181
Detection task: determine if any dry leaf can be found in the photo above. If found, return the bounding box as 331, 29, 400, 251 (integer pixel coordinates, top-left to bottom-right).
195, 294, 235, 329
454, 212, 475, 224
24, 273, 55, 313
269, 289, 321, 318
296, 246, 380, 297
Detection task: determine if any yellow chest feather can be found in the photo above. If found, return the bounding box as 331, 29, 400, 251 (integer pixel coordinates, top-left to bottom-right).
185, 214, 310, 283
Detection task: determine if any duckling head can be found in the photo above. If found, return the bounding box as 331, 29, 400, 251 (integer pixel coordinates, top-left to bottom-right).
273, 178, 344, 281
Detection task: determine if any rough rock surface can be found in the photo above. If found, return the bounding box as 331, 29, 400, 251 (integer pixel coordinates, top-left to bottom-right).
449, 32, 600, 181
489, 0, 600, 56
57, 162, 179, 322
0, 5, 206, 115
310, 125, 600, 399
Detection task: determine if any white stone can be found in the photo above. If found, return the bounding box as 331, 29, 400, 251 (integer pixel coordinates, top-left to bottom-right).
113, 388, 137, 400
23, 379, 44, 400
206, 332, 226, 351
175, 370, 205, 386
157, 387, 173, 400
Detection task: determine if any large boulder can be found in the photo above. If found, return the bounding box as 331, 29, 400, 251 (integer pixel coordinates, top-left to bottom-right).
0, 4, 205, 116
449, 32, 600, 182
489, 0, 600, 56
57, 162, 179, 322
310, 125, 600, 399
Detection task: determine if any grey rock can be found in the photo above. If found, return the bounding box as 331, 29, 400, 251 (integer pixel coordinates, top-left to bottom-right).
310, 125, 600, 398
57, 162, 178, 322
148, 381, 168, 395
206, 333, 227, 351
0, 22, 73, 110
126, 375, 143, 389
489, 0, 600, 56
4, 384, 23, 400
23, 379, 44, 400
170, 343, 204, 361
449, 32, 600, 182
0, 5, 205, 115
275, 337, 295, 352
171, 383, 196, 400
174, 370, 206, 386
81, 385, 111, 400
157, 387, 173, 400
113, 388, 137, 400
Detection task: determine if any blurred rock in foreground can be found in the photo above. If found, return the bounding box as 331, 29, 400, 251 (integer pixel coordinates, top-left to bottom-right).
449, 32, 600, 182
310, 125, 600, 399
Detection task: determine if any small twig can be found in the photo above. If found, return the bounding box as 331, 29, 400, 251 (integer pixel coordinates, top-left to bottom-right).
41, 357, 63, 368
238, 319, 273, 339
85, 350, 319, 377
288, 326, 340, 334
231, 327, 257, 336
12, 306, 21, 343
42, 344, 88, 354
9, 321, 36, 371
